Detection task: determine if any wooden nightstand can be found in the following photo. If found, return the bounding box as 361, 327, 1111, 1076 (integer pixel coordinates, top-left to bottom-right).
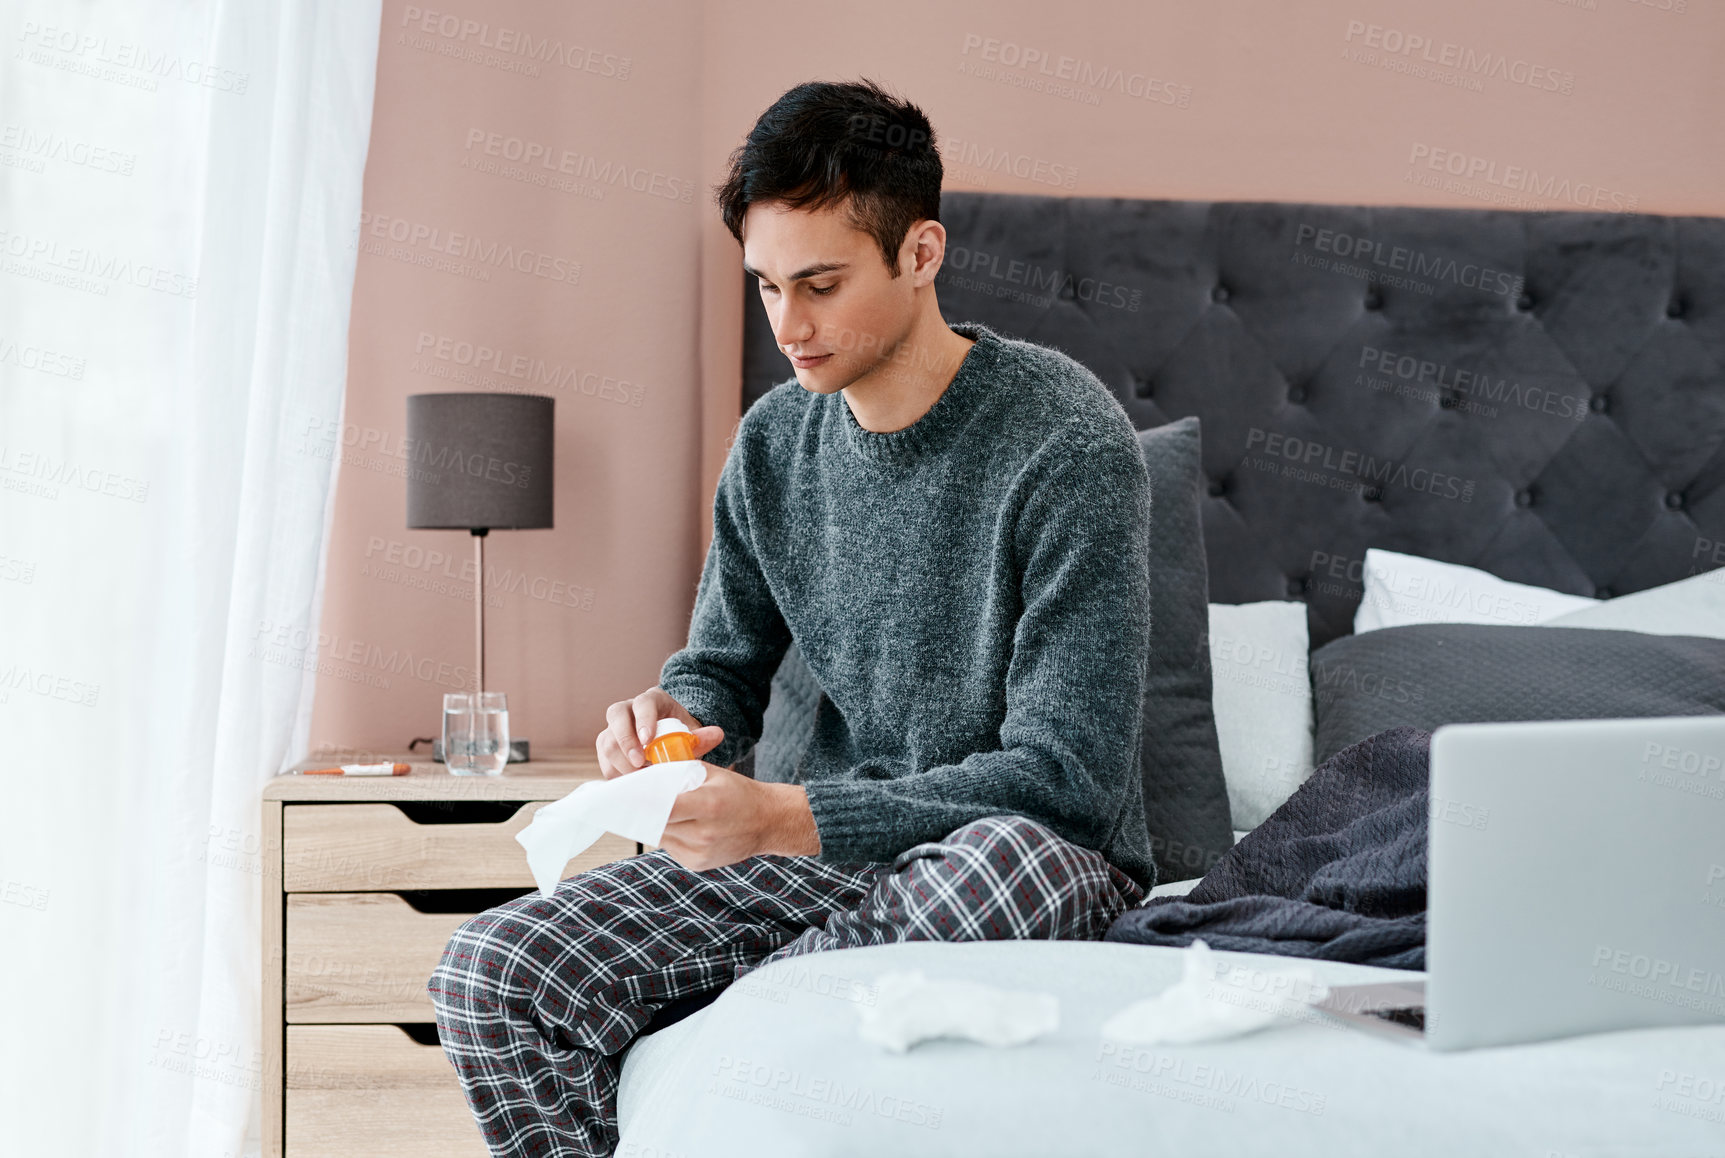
261, 752, 638, 1158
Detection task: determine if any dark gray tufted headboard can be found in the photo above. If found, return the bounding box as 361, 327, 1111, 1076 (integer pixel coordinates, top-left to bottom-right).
742, 193, 1725, 649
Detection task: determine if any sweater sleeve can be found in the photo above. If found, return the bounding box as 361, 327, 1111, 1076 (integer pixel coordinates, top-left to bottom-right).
801, 434, 1153, 865
657, 440, 792, 771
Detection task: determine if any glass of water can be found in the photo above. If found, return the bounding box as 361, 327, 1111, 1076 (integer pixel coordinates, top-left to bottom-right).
444, 691, 509, 776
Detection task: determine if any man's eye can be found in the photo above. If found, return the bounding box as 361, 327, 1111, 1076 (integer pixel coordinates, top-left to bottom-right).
758, 281, 778, 294
810, 284, 836, 296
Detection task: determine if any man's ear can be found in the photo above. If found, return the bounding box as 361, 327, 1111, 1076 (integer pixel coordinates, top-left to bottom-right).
906, 219, 947, 287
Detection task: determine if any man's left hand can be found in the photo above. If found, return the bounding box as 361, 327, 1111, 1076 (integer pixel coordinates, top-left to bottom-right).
657, 763, 821, 871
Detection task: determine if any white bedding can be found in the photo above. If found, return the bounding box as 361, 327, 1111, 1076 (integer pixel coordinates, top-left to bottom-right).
617, 939, 1725, 1156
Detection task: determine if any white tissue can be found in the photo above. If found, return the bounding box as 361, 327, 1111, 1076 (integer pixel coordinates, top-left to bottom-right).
856, 970, 1059, 1053
1100, 939, 1329, 1045
516, 759, 708, 896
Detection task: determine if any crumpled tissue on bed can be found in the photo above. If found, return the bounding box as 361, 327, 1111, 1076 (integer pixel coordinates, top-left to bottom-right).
1100, 939, 1330, 1045
856, 970, 1060, 1053
515, 759, 707, 896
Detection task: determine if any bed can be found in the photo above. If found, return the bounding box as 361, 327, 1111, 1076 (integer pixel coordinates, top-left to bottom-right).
613, 194, 1725, 1155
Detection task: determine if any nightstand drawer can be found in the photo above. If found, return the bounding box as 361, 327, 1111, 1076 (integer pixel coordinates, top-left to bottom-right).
286, 1025, 485, 1157
287, 893, 481, 1023
283, 802, 634, 890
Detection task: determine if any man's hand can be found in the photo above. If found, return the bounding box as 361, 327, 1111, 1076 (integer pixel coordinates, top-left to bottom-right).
657, 764, 821, 871
596, 686, 725, 778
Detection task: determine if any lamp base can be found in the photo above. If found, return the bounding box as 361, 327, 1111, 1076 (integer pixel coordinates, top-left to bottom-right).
432, 739, 530, 764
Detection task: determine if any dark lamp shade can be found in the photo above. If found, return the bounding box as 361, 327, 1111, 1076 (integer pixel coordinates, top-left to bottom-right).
405, 393, 554, 530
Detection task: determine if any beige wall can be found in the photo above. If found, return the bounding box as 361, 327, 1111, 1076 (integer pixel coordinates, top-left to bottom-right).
310, 0, 1725, 754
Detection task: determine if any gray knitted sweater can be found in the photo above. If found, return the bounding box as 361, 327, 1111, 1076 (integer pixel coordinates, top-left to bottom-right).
659, 321, 1156, 892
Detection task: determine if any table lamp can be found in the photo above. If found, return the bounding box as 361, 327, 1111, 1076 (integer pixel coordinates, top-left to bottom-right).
406, 391, 554, 762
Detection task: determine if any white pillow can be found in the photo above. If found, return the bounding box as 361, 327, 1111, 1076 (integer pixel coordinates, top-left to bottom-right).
1207, 601, 1315, 830
1540, 568, 1725, 639
1352, 547, 1598, 633
1200, 562, 1711, 835
1147, 875, 1202, 898
1210, 562, 1724, 843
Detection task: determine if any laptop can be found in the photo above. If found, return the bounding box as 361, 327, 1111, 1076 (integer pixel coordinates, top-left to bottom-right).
1315, 715, 1725, 1051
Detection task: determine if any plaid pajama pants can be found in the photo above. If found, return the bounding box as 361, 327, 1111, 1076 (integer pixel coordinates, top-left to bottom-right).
428, 812, 1145, 1158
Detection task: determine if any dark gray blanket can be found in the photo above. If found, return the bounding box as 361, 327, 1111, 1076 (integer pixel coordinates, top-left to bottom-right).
1105, 725, 1429, 969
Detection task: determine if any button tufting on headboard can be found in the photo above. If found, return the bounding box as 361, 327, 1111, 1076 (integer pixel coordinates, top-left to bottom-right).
740, 194, 1725, 648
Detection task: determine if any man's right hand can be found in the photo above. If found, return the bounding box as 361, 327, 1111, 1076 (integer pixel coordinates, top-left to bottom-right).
596, 686, 727, 779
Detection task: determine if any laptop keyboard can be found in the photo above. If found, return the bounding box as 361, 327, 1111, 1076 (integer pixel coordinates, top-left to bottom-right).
1367, 1005, 1427, 1032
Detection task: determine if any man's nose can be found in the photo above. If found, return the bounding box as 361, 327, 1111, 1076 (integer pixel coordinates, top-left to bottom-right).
773, 301, 815, 349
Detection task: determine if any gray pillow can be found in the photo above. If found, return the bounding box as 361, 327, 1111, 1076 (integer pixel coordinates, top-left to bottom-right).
1310, 622, 1725, 765
744, 416, 1236, 885
744, 638, 824, 780
1135, 416, 1234, 880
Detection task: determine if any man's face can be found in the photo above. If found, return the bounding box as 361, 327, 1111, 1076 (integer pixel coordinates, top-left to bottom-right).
742, 200, 921, 395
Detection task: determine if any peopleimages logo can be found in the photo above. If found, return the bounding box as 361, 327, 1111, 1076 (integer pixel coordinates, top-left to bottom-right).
1293, 224, 1523, 299
0, 444, 149, 502
1590, 944, 1725, 1013
1311, 654, 1423, 707
0, 553, 37, 585
958, 33, 1192, 107
940, 139, 1078, 190
462, 128, 695, 203
1093, 1043, 1327, 1115
1430, 794, 1490, 831
0, 333, 87, 380
1357, 345, 1587, 422
1341, 21, 1575, 95
300, 416, 534, 490
355, 211, 580, 285
362, 535, 596, 612
399, 7, 631, 79
250, 619, 476, 692
709, 1055, 944, 1129
411, 331, 645, 407
1, 878, 50, 912
0, 226, 198, 299
15, 20, 251, 94
1244, 426, 1475, 503
1635, 739, 1725, 801
0, 123, 137, 175
1406, 143, 1637, 213
0, 663, 100, 708
942, 246, 1138, 309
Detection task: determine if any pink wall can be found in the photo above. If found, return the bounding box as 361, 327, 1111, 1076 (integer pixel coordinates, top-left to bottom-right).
310, 0, 1725, 754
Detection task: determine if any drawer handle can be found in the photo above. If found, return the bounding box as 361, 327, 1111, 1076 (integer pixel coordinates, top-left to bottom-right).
392, 800, 534, 826
400, 1024, 441, 1047
396, 887, 535, 913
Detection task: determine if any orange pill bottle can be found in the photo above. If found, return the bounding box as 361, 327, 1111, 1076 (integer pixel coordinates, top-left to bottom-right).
645, 718, 698, 764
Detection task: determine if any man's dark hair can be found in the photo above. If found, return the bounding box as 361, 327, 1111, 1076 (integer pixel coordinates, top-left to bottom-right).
717, 79, 941, 277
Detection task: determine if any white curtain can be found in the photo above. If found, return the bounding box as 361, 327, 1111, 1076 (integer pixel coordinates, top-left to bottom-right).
0, 2, 380, 1154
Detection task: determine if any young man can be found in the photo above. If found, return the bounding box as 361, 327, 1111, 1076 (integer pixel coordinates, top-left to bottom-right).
431, 79, 1156, 1158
